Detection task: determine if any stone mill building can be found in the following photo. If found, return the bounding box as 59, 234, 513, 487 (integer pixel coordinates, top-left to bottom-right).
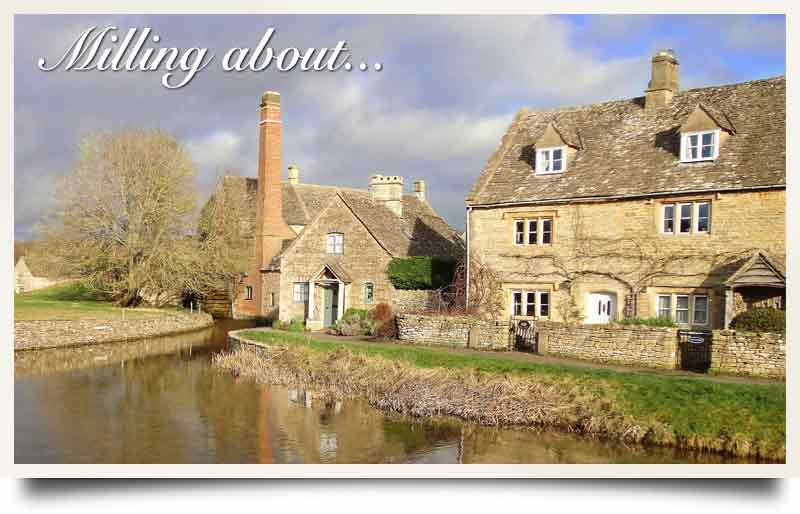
206, 91, 463, 327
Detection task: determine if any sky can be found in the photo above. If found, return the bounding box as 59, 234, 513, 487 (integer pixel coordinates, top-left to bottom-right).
13, 14, 786, 239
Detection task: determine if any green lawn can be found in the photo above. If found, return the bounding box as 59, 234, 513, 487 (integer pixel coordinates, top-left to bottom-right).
15, 282, 169, 321
238, 330, 786, 458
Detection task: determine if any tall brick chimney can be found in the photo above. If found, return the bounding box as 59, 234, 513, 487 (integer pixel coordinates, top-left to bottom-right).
645, 49, 679, 110
254, 91, 294, 299
369, 174, 404, 217
287, 164, 300, 185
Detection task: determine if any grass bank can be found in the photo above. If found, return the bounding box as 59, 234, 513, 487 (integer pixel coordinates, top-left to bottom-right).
15, 282, 170, 321
217, 330, 786, 461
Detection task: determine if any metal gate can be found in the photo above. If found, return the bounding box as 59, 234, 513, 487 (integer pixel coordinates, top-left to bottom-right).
510, 318, 538, 353
677, 330, 712, 372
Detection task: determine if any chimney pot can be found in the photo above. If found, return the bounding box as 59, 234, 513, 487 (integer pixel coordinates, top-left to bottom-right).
287, 164, 300, 185
414, 180, 426, 202
645, 49, 679, 110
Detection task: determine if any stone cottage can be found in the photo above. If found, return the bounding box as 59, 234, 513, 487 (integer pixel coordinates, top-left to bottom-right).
466, 49, 785, 330
14, 256, 63, 293
210, 91, 463, 327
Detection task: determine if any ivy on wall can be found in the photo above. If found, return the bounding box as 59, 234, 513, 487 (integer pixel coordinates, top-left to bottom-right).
386, 257, 456, 290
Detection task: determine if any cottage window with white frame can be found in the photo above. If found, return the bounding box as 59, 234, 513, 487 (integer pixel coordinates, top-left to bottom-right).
513, 217, 554, 245
364, 282, 374, 304
326, 232, 344, 254
245, 286, 253, 300
661, 201, 711, 235
681, 130, 719, 162
511, 290, 550, 318
535, 146, 566, 174
293, 282, 309, 304
656, 293, 709, 326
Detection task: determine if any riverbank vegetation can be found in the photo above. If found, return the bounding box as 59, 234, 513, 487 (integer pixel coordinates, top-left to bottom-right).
14, 282, 168, 321
215, 330, 786, 461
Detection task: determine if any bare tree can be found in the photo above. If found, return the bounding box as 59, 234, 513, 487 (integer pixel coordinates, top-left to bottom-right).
36, 129, 199, 306
448, 255, 504, 319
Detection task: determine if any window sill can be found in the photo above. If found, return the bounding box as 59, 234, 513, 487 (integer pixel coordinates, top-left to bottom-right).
534, 171, 565, 176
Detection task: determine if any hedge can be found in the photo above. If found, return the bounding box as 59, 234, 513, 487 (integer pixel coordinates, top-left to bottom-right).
730, 307, 785, 333
386, 257, 456, 290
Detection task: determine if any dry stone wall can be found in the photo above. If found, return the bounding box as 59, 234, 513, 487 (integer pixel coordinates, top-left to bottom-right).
536, 321, 678, 369
396, 314, 509, 351
710, 330, 785, 378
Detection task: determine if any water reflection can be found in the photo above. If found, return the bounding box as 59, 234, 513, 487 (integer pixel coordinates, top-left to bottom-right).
15, 321, 749, 464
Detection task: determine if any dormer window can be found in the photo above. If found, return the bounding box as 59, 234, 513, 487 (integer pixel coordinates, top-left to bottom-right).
681, 130, 720, 162
535, 146, 566, 174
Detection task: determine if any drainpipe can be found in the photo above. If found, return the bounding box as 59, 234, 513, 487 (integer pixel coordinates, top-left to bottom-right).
465, 206, 472, 310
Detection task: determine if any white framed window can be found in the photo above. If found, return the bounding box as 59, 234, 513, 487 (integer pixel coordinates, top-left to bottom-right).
364, 282, 374, 304
657, 294, 671, 319
245, 286, 253, 300
696, 202, 711, 233
662, 204, 675, 234
656, 293, 708, 325
535, 146, 566, 174
514, 220, 525, 245
293, 282, 309, 304
693, 295, 709, 325
512, 217, 554, 245
326, 232, 344, 254
511, 290, 550, 318
681, 130, 719, 162
527, 220, 538, 245
661, 201, 711, 235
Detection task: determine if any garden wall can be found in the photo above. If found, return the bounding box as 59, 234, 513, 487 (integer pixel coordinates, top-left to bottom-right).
391, 290, 441, 313
710, 330, 785, 379
396, 314, 509, 351
536, 321, 679, 370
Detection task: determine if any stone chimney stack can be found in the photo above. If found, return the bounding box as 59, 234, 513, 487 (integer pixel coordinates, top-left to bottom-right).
413, 180, 426, 202
645, 49, 679, 110
369, 174, 404, 217
255, 90, 294, 271
287, 164, 300, 185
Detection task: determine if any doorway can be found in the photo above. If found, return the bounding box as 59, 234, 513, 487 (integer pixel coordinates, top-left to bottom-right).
323, 285, 340, 327
587, 292, 616, 324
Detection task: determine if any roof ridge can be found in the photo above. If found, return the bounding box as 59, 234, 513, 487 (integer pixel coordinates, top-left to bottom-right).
515, 75, 785, 117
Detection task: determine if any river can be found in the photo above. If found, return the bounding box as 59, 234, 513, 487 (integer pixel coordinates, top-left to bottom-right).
14, 320, 748, 464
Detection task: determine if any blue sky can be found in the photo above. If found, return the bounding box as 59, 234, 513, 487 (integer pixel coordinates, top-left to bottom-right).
13, 14, 786, 239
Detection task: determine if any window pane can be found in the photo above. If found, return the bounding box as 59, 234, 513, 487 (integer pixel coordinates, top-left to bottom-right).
658, 295, 671, 319
701, 144, 713, 159
697, 202, 710, 232
527, 220, 537, 245
680, 204, 692, 233
515, 221, 525, 244
701, 132, 714, 145
541, 219, 552, 244
552, 149, 563, 171
513, 292, 522, 316
365, 283, 374, 304
693, 296, 708, 324
525, 292, 536, 316
540, 293, 550, 317
663, 205, 674, 233
676, 295, 689, 323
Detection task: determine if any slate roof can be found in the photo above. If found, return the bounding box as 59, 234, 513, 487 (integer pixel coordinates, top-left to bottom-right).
222, 176, 464, 265
467, 76, 785, 206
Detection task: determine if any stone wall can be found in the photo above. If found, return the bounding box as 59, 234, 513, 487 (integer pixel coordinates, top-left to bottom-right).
468, 189, 786, 328
14, 312, 214, 351
536, 321, 678, 369
710, 330, 785, 378
396, 314, 509, 351
391, 289, 440, 313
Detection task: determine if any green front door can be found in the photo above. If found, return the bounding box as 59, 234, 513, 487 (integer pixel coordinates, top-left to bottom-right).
323, 286, 339, 327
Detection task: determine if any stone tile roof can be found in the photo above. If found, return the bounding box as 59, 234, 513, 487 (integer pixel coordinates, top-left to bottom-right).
467, 76, 785, 206
222, 176, 463, 264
